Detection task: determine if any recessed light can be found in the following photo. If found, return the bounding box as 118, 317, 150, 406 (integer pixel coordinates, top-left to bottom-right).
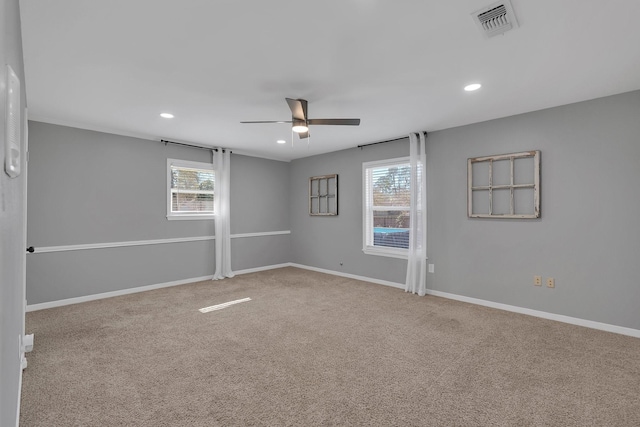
464, 83, 482, 92
160, 113, 174, 119
276, 140, 286, 144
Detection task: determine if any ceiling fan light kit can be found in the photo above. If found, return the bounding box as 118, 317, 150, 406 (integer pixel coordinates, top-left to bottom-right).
241, 98, 360, 140
291, 120, 308, 133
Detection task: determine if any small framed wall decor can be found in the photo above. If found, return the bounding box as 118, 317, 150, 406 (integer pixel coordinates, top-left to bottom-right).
468, 151, 540, 219
309, 174, 338, 216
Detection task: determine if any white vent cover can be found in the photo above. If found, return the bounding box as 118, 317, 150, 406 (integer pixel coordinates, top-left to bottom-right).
472, 0, 519, 38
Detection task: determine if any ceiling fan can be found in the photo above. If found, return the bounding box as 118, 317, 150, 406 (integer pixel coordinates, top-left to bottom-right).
241, 98, 360, 139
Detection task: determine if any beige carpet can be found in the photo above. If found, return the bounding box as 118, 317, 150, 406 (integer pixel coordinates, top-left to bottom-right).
21, 267, 640, 426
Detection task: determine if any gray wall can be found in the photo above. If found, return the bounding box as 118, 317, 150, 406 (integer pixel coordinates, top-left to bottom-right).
26, 122, 291, 304
426, 90, 640, 330
290, 140, 410, 283
0, 0, 27, 425
25, 91, 640, 332
290, 90, 640, 331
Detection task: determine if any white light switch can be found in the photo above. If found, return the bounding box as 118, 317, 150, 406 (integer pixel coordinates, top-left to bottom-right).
428, 264, 434, 273
4, 65, 21, 178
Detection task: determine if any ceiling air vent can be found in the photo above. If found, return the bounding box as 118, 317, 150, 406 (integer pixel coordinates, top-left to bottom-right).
472, 0, 519, 38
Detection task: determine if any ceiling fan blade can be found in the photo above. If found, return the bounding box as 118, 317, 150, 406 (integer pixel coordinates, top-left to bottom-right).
285, 98, 308, 121
240, 120, 292, 124
297, 131, 310, 139
307, 118, 360, 126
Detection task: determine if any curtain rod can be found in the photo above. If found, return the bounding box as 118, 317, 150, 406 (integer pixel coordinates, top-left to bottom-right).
357, 133, 427, 149
161, 139, 231, 153
357, 137, 405, 149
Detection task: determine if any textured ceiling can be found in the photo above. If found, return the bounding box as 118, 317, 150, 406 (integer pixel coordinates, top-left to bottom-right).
20, 0, 640, 161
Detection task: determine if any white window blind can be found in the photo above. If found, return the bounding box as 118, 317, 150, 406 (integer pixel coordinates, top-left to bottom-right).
167, 159, 215, 220
363, 157, 411, 258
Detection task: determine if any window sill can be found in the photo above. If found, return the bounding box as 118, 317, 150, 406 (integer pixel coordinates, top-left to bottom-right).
362, 247, 408, 260
167, 215, 215, 221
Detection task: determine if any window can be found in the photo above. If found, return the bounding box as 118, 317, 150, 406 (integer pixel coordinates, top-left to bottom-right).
363, 157, 411, 258
167, 159, 215, 220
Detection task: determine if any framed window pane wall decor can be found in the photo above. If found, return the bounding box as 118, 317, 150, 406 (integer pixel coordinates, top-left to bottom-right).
309, 174, 338, 215
468, 151, 540, 219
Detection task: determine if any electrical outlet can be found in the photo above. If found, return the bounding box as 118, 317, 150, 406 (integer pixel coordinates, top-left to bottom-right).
547, 277, 555, 288
534, 276, 542, 286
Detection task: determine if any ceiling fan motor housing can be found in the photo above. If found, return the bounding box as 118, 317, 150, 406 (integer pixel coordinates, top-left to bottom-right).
241, 98, 359, 139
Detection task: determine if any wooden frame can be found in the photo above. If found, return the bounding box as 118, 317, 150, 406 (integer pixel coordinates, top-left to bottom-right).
468, 151, 540, 219
309, 174, 338, 216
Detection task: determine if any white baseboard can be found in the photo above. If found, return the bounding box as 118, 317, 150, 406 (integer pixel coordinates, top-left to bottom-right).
26, 275, 214, 312
425, 289, 640, 339
26, 262, 640, 339
25, 263, 291, 312
289, 263, 405, 290
289, 263, 640, 339
233, 263, 292, 276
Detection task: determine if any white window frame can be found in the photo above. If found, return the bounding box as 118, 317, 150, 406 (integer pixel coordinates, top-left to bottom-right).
362, 157, 411, 259
167, 158, 215, 220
